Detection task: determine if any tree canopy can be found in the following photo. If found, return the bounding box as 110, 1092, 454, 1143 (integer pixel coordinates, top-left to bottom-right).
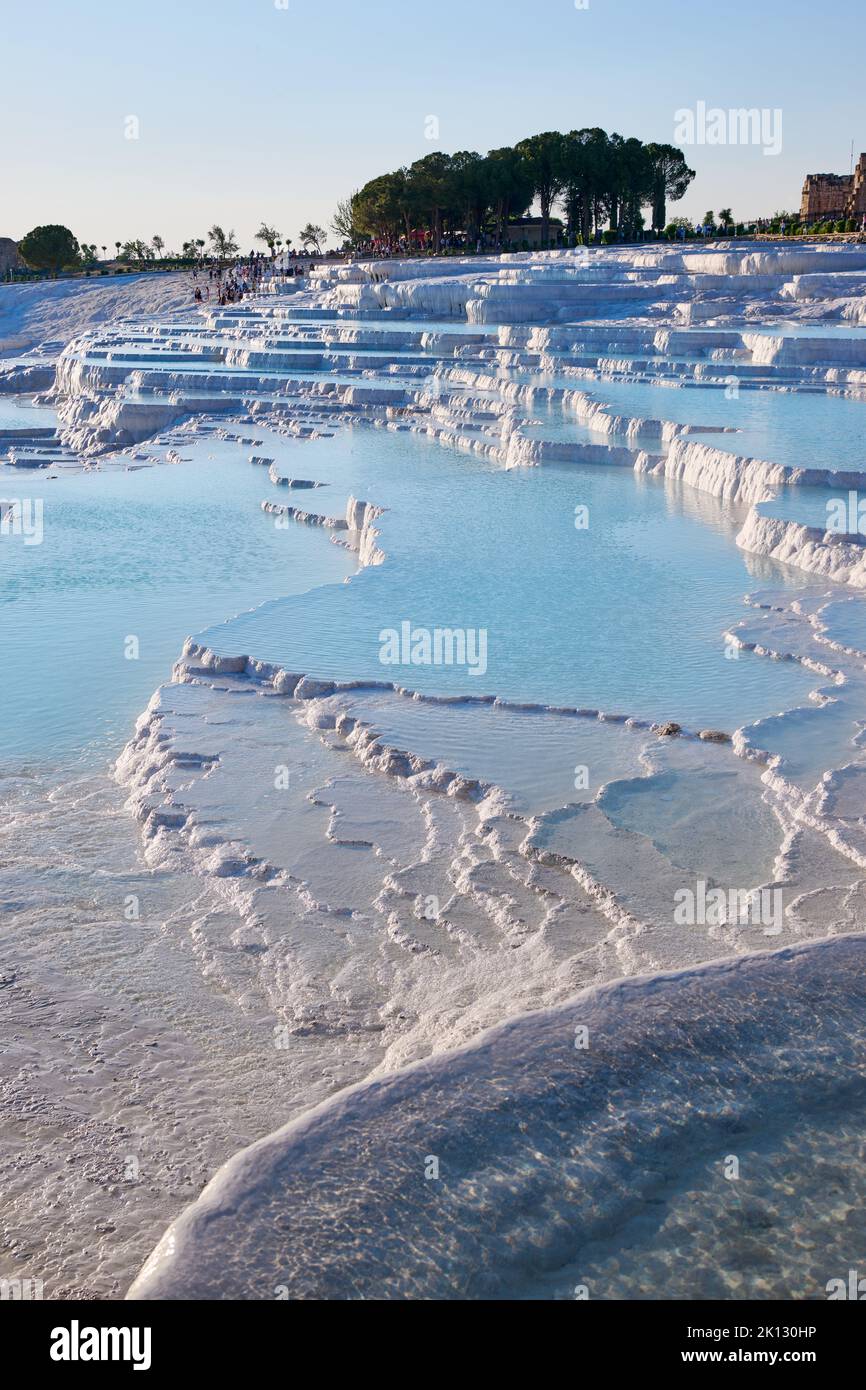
299, 223, 327, 254
208, 225, 239, 263
344, 128, 695, 250
18, 224, 80, 276
255, 223, 281, 256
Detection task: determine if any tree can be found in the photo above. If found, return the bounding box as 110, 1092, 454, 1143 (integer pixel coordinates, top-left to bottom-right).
299, 223, 326, 254
406, 153, 456, 253
644, 143, 696, 233
449, 150, 487, 245
342, 125, 700, 252
255, 223, 281, 257
561, 129, 592, 242
484, 146, 534, 244
515, 132, 566, 245
152, 235, 164, 258
665, 216, 693, 240
560, 128, 612, 242
352, 171, 412, 243
208, 225, 239, 263
118, 239, 153, 262
331, 197, 357, 245
607, 134, 653, 239
18, 225, 80, 277
717, 208, 733, 232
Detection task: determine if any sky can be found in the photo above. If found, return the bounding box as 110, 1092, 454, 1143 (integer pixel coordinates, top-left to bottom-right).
2, 0, 865, 252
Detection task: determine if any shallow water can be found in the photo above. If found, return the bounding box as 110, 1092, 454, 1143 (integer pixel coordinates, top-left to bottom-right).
0, 396, 56, 429
125, 934, 866, 1302
746, 321, 866, 338
1, 374, 825, 762
196, 425, 820, 730
0, 441, 352, 761
526, 374, 866, 473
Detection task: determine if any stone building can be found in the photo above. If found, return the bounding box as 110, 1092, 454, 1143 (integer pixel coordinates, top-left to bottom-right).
850, 155, 866, 220
800, 155, 866, 222
505, 217, 565, 247
0, 237, 24, 274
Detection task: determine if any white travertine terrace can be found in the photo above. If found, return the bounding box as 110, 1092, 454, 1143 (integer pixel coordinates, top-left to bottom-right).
10, 244, 866, 1299
127, 934, 866, 1301
33, 243, 866, 597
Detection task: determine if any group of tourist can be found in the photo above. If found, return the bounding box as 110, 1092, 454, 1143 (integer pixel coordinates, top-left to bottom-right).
359, 230, 508, 259
190, 251, 314, 305
191, 256, 260, 305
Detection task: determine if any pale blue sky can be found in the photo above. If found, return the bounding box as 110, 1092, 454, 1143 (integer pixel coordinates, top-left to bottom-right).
3, 0, 864, 250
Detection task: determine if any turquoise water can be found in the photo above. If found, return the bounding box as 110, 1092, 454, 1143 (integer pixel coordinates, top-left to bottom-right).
819, 596, 866, 650
2, 338, 852, 766
0, 442, 353, 761
1, 395, 823, 767
196, 424, 820, 730
745, 322, 866, 338
0, 397, 56, 429
757, 490, 847, 526
549, 376, 866, 472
